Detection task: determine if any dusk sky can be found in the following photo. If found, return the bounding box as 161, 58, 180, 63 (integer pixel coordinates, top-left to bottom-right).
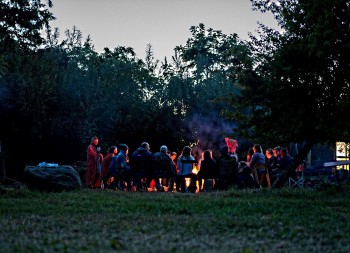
49, 0, 278, 61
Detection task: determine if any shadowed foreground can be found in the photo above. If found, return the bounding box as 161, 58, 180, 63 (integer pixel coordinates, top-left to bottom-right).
1, 187, 349, 253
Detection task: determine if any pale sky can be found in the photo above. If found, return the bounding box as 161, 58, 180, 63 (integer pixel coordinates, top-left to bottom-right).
49, 0, 278, 61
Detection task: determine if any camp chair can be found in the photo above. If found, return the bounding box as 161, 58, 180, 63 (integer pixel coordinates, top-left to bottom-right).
253, 163, 271, 188
152, 159, 175, 179
288, 163, 304, 188
219, 158, 237, 177
217, 158, 237, 189
252, 163, 270, 186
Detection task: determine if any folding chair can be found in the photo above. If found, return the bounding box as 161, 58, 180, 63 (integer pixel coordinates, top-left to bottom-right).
253, 163, 271, 188
289, 163, 304, 188
152, 159, 175, 179
219, 159, 237, 177
217, 158, 237, 189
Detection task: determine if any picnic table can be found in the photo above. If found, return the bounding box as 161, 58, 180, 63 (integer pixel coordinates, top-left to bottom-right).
303, 160, 350, 186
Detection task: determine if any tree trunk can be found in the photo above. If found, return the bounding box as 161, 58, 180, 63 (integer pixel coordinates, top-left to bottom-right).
294, 139, 314, 167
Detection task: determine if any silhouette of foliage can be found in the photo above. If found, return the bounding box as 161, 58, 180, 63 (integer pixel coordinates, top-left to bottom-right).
225, 0, 350, 164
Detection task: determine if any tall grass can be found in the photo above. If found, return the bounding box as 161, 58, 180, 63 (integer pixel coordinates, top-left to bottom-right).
1, 186, 350, 253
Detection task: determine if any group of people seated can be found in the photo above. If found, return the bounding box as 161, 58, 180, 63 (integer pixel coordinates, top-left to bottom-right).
242, 144, 298, 189
85, 136, 298, 192
102, 142, 201, 192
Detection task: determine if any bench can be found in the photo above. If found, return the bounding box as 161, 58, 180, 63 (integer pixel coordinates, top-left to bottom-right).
323, 160, 350, 170
322, 160, 350, 181
305, 160, 350, 174
303, 160, 350, 185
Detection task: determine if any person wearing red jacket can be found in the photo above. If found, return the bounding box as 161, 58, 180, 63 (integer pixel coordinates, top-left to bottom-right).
86, 136, 103, 189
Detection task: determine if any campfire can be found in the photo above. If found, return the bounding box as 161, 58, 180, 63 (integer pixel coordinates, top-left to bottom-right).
192, 164, 199, 174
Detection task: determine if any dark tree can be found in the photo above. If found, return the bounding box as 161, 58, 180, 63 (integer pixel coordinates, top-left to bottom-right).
226, 0, 350, 164
171, 24, 252, 148
0, 0, 54, 48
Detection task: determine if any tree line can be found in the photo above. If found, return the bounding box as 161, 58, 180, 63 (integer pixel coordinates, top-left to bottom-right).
1, 0, 350, 178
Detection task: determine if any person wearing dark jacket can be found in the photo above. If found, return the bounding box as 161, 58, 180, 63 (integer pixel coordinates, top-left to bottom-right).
130, 142, 164, 192
273, 147, 296, 188
197, 150, 217, 191
266, 148, 278, 186
280, 148, 297, 180
248, 144, 266, 187
109, 144, 132, 191
154, 145, 177, 192
216, 146, 238, 190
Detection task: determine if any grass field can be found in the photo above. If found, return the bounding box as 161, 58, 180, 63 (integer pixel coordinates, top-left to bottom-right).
1, 185, 350, 253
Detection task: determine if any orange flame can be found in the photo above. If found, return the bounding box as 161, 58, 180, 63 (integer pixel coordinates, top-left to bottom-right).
192, 164, 199, 175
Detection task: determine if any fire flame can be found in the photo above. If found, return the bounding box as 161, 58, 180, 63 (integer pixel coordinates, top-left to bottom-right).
192, 164, 199, 175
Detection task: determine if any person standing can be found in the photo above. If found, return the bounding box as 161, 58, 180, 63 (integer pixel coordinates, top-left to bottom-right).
86, 136, 103, 189
225, 137, 239, 161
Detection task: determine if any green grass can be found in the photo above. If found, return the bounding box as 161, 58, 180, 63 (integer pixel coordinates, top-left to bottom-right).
1, 186, 350, 253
